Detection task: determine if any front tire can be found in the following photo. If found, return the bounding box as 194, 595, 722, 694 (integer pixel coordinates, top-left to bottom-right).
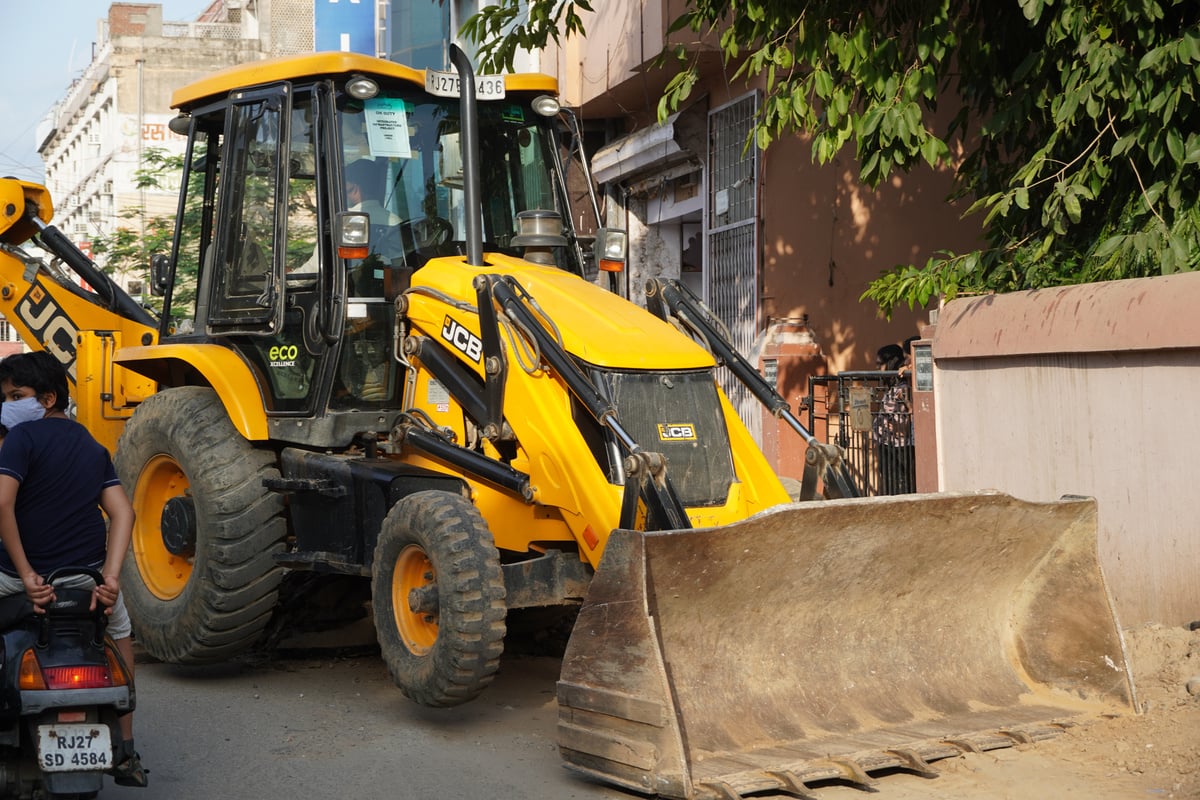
372, 490, 507, 707
114, 387, 287, 663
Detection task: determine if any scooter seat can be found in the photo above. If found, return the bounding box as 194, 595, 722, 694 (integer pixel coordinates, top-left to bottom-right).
0, 594, 33, 630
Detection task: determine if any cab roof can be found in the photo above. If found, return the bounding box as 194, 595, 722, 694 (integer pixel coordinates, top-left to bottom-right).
171, 51, 559, 111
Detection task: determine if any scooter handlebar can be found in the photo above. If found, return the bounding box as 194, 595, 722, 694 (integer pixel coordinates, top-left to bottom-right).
43, 566, 105, 587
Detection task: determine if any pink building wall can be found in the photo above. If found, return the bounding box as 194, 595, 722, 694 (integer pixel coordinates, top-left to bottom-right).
550, 1, 981, 383
927, 272, 1200, 627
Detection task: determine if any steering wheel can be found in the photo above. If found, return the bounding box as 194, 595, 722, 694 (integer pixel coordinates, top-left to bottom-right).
357, 217, 455, 274
399, 216, 454, 252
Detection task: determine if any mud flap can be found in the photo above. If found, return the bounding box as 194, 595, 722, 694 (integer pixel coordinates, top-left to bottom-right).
556, 492, 1135, 799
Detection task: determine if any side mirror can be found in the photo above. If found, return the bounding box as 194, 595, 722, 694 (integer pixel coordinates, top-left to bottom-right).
168, 114, 191, 136
149, 253, 170, 296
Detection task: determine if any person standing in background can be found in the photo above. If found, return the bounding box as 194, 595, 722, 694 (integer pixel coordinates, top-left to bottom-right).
873, 340, 915, 494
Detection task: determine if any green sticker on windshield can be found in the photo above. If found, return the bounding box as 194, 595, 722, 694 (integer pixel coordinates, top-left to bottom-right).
501, 104, 525, 123
364, 98, 412, 158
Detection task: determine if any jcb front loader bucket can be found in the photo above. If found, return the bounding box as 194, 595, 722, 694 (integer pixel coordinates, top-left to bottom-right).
557, 492, 1135, 799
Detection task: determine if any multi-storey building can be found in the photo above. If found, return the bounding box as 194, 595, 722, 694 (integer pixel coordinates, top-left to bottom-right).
35, 1, 315, 298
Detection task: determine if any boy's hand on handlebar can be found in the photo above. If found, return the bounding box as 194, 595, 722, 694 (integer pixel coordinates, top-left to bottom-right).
21, 573, 54, 611
92, 575, 120, 614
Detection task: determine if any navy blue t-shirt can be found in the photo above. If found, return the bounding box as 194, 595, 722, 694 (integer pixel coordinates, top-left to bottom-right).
0, 417, 119, 577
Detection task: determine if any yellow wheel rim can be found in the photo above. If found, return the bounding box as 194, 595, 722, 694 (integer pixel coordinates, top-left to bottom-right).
131, 454, 193, 600
393, 544, 437, 654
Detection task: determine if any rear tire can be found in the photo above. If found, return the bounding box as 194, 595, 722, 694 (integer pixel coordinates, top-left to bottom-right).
372, 490, 507, 707
114, 387, 287, 663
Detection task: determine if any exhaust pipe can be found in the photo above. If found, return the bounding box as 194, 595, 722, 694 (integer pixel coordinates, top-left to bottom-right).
449, 44, 484, 268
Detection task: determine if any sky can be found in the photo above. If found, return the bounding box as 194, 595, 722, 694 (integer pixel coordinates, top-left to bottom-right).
0, 1, 210, 184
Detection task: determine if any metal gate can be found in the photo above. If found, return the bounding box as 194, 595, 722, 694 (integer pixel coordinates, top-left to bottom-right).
807, 372, 916, 496
706, 93, 760, 442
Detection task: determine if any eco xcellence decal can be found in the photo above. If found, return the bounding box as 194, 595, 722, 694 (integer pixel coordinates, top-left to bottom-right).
268, 344, 299, 368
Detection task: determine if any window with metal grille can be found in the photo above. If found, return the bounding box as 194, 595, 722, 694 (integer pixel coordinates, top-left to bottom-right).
706, 92, 761, 443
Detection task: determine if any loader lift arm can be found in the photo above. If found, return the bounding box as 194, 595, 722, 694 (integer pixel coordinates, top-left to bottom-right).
644, 277, 857, 500
480, 273, 692, 531
0, 182, 155, 331
397, 271, 692, 532
25, 214, 156, 330
391, 45, 690, 533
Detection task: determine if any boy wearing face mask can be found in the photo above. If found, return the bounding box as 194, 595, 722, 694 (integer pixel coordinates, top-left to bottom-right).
0, 351, 148, 788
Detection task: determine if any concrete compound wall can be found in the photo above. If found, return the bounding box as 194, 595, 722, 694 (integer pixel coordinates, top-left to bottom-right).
924, 272, 1200, 628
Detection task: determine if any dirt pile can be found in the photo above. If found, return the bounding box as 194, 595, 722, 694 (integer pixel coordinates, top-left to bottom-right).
1125, 622, 1200, 709
1040, 622, 1200, 798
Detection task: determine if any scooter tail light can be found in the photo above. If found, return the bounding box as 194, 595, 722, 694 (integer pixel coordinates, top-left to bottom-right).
104, 646, 130, 687
18, 650, 47, 691
40, 665, 113, 690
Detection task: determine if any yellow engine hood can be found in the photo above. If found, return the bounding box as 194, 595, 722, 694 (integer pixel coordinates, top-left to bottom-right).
412, 254, 716, 371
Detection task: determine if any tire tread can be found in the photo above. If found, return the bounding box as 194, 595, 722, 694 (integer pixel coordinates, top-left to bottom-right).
372, 490, 507, 707
115, 387, 287, 663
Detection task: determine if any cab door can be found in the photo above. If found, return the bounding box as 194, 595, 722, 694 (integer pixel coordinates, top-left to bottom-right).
204, 85, 338, 415
207, 86, 290, 334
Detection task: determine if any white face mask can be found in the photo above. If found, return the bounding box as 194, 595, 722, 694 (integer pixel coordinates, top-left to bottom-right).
1, 396, 46, 430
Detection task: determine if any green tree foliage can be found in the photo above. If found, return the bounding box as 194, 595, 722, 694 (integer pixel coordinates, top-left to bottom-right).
93, 143, 319, 326
91, 147, 199, 315
465, 0, 1200, 316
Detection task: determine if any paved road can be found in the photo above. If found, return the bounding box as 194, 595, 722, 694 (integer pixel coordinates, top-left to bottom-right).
91, 642, 1155, 800
100, 647, 629, 800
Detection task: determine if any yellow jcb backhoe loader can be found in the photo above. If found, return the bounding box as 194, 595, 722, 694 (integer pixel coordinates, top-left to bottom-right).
0, 48, 1134, 798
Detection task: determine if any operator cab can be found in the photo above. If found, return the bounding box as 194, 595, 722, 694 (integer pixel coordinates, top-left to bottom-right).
153, 54, 587, 447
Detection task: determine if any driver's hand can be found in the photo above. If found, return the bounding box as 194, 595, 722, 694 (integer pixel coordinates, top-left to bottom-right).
21, 573, 54, 611
92, 575, 120, 614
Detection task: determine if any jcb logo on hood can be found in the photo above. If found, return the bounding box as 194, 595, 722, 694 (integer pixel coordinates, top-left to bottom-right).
657, 423, 697, 441
441, 316, 483, 362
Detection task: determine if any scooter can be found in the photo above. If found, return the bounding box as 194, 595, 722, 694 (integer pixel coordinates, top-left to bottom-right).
0, 567, 134, 799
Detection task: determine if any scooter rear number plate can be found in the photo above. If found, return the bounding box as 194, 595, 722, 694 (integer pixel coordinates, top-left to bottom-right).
37, 725, 111, 771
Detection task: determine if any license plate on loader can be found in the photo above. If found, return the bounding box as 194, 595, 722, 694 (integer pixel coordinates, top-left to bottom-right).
37, 725, 111, 772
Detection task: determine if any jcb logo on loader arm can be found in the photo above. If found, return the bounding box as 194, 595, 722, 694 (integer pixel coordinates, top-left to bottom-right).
15, 283, 78, 382
441, 316, 483, 363
657, 423, 697, 441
